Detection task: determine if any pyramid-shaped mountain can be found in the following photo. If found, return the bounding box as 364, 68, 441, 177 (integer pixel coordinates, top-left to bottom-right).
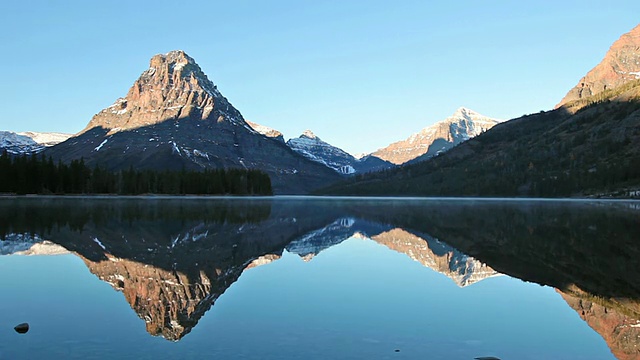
45, 50, 340, 194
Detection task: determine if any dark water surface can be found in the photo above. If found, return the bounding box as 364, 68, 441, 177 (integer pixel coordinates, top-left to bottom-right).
1, 197, 639, 359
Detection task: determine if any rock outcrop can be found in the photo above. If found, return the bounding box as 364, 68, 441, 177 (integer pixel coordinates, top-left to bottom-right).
558, 24, 640, 107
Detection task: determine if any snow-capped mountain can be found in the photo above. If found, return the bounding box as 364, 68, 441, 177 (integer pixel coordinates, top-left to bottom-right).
18, 131, 73, 147
0, 131, 41, 154
43, 50, 341, 194
246, 121, 285, 143
372, 107, 501, 165
0, 131, 73, 154
286, 130, 394, 174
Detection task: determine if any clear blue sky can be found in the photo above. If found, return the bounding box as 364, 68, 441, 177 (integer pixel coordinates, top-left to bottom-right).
1, 1, 638, 155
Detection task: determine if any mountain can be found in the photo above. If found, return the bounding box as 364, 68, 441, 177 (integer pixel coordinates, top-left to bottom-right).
0, 131, 41, 154
322, 34, 640, 198
44, 50, 340, 194
558, 24, 640, 107
286, 130, 394, 174
19, 131, 73, 147
322, 83, 640, 197
0, 131, 74, 155
371, 107, 501, 165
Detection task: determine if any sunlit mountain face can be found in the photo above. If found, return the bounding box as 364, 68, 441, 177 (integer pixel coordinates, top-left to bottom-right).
1, 197, 639, 359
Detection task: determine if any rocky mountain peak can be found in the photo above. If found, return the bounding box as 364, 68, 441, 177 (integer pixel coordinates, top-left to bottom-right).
557, 24, 640, 107
301, 130, 318, 140
451, 107, 475, 119
82, 50, 243, 134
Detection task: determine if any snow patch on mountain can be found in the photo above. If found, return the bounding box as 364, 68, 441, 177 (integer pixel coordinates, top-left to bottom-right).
18, 131, 73, 146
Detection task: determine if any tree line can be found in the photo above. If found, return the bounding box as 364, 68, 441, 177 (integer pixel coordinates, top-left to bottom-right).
0, 151, 272, 195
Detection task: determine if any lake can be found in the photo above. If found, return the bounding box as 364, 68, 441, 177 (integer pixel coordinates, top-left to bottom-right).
0, 197, 639, 359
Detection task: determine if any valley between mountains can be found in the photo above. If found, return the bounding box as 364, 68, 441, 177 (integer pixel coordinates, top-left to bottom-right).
2, 24, 640, 196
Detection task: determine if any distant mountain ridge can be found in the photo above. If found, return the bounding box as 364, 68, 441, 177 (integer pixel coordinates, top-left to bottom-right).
44, 50, 340, 194
0, 131, 72, 154
286, 130, 393, 174
558, 24, 640, 107
371, 107, 501, 165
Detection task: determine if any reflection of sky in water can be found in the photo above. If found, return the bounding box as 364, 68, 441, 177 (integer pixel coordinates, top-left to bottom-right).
0, 237, 614, 360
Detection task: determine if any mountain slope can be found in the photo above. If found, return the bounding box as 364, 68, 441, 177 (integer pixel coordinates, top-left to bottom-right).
44, 51, 340, 194
286, 130, 393, 174
558, 24, 640, 107
372, 107, 501, 165
322, 79, 640, 197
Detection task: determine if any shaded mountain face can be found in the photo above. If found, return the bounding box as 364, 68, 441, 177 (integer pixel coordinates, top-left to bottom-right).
323, 80, 640, 197
44, 51, 340, 194
372, 107, 500, 165
558, 24, 640, 107
286, 130, 394, 174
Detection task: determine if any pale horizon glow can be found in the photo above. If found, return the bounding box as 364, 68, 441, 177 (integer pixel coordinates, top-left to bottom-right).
0, 1, 639, 155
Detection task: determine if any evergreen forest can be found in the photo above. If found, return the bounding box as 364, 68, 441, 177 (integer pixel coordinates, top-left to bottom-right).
0, 151, 272, 196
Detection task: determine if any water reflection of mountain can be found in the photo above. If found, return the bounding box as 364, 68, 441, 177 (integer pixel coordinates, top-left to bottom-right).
1, 197, 640, 356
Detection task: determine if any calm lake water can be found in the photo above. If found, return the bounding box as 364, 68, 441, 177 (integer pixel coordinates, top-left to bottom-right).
1, 197, 639, 359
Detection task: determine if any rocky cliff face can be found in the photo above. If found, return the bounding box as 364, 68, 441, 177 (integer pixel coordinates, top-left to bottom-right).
45, 51, 341, 194
82, 51, 240, 133
372, 107, 500, 165
558, 24, 640, 107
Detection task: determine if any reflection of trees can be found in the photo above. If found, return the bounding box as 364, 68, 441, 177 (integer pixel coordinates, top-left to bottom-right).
348, 200, 640, 300
0, 197, 273, 239
0, 198, 344, 341
2, 198, 640, 349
